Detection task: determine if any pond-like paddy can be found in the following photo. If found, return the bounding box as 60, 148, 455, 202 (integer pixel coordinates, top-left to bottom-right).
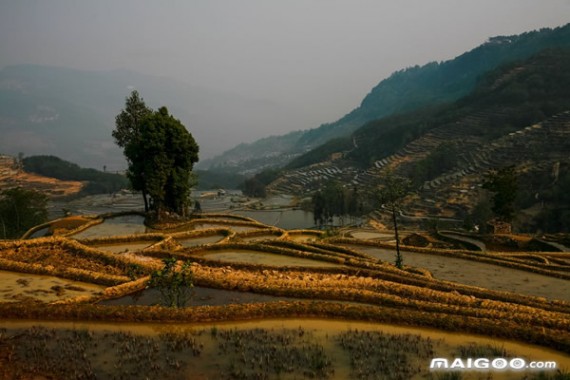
175, 235, 225, 247
239, 233, 281, 242
351, 246, 570, 302
71, 215, 148, 239
1, 319, 567, 380
350, 231, 395, 241
199, 250, 340, 267
27, 226, 50, 239
0, 270, 104, 303
232, 209, 341, 230
193, 223, 262, 233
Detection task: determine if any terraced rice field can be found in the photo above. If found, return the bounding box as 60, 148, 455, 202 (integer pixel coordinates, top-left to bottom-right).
349, 245, 570, 301
1, 211, 569, 378
175, 235, 226, 247
70, 215, 148, 238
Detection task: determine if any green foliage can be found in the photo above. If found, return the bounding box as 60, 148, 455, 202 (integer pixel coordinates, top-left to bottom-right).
312, 182, 365, 227
483, 166, 518, 222
115, 92, 199, 217
22, 155, 128, 195
114, 91, 153, 211
534, 170, 570, 232
465, 197, 493, 233
147, 257, 194, 308
243, 177, 267, 198
241, 168, 282, 198
0, 187, 48, 239
410, 143, 460, 186
112, 90, 153, 149
195, 169, 245, 190
377, 173, 412, 210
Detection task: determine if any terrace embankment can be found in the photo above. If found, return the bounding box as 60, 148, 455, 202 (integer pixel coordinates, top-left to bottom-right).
1, 212, 569, 371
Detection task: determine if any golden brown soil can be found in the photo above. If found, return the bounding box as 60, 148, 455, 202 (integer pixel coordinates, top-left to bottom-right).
0, 244, 125, 277
0, 156, 83, 198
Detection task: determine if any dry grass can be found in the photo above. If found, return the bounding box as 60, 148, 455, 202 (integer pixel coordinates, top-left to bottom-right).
1, 212, 570, 355
329, 237, 570, 280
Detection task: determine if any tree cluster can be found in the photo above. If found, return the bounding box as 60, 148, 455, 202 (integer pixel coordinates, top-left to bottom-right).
241, 168, 281, 198
482, 166, 518, 223
22, 155, 128, 195
113, 91, 199, 217
312, 181, 364, 227
0, 187, 48, 239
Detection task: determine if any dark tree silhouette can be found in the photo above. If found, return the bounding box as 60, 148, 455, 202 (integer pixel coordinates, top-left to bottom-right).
377, 172, 411, 269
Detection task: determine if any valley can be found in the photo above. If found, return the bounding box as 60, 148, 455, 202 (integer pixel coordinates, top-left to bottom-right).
1, 20, 569, 380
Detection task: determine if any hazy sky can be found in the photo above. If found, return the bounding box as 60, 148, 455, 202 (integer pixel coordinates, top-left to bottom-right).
1, 0, 569, 139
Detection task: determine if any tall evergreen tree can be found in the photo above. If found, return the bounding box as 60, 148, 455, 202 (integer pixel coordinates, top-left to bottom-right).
124, 107, 199, 217
114, 91, 199, 218
482, 166, 518, 222
113, 91, 153, 211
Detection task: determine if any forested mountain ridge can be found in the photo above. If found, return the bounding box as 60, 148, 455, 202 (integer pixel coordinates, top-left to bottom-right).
269, 48, 570, 232
204, 24, 570, 174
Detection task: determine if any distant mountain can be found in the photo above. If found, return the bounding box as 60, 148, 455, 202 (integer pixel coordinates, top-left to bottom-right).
0, 65, 300, 171
204, 23, 570, 173
269, 48, 570, 232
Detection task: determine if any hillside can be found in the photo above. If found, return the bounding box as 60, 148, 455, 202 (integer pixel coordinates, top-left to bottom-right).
204, 23, 570, 174
0, 154, 83, 197
268, 49, 570, 232
22, 155, 128, 195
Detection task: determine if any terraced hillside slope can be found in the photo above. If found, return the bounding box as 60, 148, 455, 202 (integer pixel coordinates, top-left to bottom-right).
268, 49, 570, 228
203, 24, 570, 174
0, 154, 83, 197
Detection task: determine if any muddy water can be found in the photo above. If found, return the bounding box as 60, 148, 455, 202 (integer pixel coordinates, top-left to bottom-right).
239, 234, 281, 242
193, 223, 262, 233
28, 226, 50, 239
200, 250, 341, 267
1, 319, 567, 379
175, 235, 225, 247
71, 215, 148, 239
0, 270, 104, 303
350, 231, 395, 241
352, 246, 570, 302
